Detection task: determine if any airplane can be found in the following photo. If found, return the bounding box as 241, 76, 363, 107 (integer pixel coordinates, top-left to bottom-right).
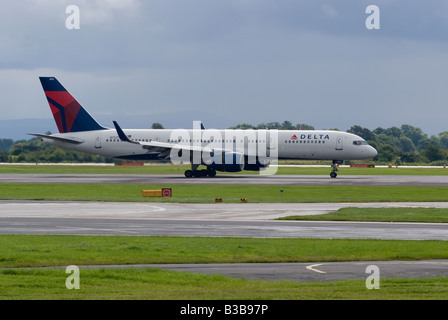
29, 77, 378, 178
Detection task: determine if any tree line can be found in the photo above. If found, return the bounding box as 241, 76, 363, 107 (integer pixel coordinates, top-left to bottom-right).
348, 124, 448, 165
0, 134, 112, 163
0, 123, 447, 165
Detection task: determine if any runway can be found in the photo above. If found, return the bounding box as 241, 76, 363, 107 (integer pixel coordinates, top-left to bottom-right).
2, 200, 448, 240
38, 260, 445, 283
2, 173, 448, 186
112, 260, 448, 282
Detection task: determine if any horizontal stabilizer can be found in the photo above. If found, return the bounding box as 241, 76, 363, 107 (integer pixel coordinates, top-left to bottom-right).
28, 133, 84, 144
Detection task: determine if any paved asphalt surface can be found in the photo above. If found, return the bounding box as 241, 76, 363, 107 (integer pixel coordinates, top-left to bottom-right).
51, 260, 447, 283
2, 173, 448, 186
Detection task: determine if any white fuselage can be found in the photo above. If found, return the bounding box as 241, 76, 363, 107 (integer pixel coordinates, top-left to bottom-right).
44, 128, 377, 163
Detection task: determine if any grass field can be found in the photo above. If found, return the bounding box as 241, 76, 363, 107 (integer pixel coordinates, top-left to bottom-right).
1, 235, 448, 300
2, 268, 448, 300
279, 207, 448, 223
1, 183, 448, 203
3, 235, 448, 268
1, 165, 448, 300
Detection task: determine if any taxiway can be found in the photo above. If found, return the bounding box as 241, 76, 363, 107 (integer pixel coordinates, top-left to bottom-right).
1, 200, 448, 240
2, 173, 448, 186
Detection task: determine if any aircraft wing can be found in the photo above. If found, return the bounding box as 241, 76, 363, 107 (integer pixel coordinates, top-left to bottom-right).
113, 121, 216, 154
28, 133, 85, 144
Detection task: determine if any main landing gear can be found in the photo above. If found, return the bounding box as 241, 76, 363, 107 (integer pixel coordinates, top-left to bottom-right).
184, 165, 217, 178
330, 160, 341, 178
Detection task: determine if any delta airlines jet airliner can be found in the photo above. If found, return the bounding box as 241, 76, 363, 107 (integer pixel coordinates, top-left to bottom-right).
30, 77, 377, 178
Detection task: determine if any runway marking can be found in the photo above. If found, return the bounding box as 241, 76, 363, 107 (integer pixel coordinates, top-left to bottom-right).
150, 205, 166, 212
306, 263, 326, 274
56, 226, 139, 234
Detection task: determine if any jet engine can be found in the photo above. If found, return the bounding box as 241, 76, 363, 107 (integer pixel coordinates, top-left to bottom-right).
208, 152, 245, 172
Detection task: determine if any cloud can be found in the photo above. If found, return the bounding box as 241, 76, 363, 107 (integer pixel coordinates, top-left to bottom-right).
75, 0, 141, 25
1, 1, 448, 137
320, 4, 340, 18
24, 0, 141, 24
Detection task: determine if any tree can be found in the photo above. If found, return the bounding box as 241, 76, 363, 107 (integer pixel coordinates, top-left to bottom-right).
438, 132, 448, 149
256, 122, 281, 129
49, 149, 66, 162
384, 126, 402, 138
398, 136, 416, 153
228, 123, 255, 130
375, 133, 396, 148
400, 151, 420, 163
280, 121, 294, 130
295, 124, 315, 130
373, 127, 385, 135
348, 125, 375, 141
0, 151, 8, 162
5, 138, 112, 163
0, 139, 13, 152
377, 145, 396, 163
401, 124, 426, 147
151, 123, 164, 129
422, 144, 444, 162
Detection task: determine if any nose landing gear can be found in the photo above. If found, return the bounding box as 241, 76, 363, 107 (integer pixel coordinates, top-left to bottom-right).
330, 160, 342, 178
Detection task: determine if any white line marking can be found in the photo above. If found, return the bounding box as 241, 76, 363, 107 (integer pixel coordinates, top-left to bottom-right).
56, 226, 139, 234
150, 206, 166, 212
306, 263, 326, 274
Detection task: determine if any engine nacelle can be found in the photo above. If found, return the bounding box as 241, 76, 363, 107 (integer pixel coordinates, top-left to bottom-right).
209, 152, 245, 172
243, 156, 271, 171
244, 162, 270, 171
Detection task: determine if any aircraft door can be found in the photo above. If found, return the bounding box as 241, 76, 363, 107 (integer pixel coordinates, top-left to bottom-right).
95, 133, 102, 149
267, 130, 276, 150
336, 137, 343, 150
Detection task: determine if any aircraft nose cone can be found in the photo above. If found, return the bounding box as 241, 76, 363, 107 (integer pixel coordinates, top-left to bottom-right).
369, 146, 378, 158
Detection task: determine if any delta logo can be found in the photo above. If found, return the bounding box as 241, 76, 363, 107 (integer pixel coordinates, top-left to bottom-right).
291, 134, 298, 140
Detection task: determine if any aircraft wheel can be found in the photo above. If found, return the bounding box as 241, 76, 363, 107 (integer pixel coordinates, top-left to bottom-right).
330, 172, 337, 178
184, 170, 193, 178
192, 170, 204, 178
207, 169, 217, 177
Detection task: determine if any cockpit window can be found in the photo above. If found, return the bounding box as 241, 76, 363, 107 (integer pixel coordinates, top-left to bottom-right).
353, 140, 368, 146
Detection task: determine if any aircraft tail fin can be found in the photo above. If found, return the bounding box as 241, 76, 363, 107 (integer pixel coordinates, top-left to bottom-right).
39, 77, 106, 133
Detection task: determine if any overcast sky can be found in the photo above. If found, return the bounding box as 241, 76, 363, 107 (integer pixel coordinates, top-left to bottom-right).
1, 0, 448, 137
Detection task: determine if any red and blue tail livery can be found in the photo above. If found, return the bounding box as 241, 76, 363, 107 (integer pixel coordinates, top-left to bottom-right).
39, 77, 105, 133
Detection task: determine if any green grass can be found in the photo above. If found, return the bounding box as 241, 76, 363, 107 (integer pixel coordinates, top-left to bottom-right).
1, 183, 448, 203
1, 268, 448, 300
0, 164, 189, 175
1, 164, 448, 175
1, 235, 448, 268
280, 207, 448, 223
1, 235, 448, 300
277, 166, 448, 176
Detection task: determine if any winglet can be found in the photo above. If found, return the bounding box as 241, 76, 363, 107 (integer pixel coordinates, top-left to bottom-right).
113, 121, 138, 144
